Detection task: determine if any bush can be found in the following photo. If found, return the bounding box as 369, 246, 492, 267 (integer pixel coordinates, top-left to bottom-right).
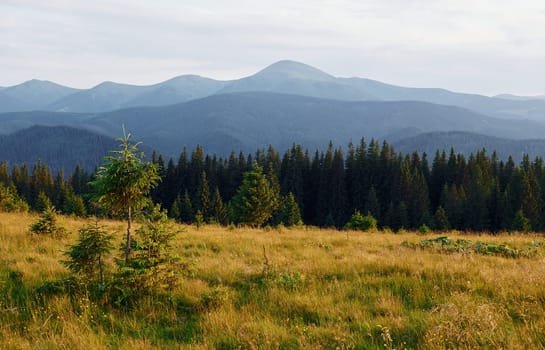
29, 205, 66, 237
0, 183, 29, 212
344, 210, 377, 231
418, 224, 432, 235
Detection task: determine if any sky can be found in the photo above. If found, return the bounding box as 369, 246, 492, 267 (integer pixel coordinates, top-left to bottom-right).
1, 0, 544, 96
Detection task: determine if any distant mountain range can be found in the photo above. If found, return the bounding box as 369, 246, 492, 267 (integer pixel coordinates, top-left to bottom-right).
2, 60, 545, 121
2, 92, 545, 160
1, 60, 545, 168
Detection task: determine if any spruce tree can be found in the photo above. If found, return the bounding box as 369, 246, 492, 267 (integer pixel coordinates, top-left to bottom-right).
230, 165, 279, 227
211, 186, 228, 225
434, 206, 450, 231
91, 128, 160, 263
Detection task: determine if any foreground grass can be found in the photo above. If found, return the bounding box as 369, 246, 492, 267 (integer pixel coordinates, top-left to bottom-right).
1, 212, 545, 349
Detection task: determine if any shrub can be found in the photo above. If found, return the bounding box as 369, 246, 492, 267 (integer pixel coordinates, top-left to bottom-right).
344, 210, 377, 231
0, 183, 29, 212
29, 205, 66, 237
418, 224, 432, 235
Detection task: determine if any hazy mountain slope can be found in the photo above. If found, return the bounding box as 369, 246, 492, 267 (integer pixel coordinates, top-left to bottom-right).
2, 79, 80, 110
392, 131, 545, 162
2, 60, 545, 122
3, 92, 545, 158
46, 81, 150, 112
0, 125, 118, 171
46, 76, 226, 113
494, 94, 545, 101
341, 77, 545, 120
0, 111, 90, 135
73, 92, 545, 156
219, 60, 375, 100
0, 92, 28, 113
122, 75, 226, 107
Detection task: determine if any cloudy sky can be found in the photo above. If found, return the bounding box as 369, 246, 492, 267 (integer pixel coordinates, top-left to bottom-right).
1, 0, 544, 95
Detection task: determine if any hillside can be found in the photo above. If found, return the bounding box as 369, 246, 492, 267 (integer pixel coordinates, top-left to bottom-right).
0, 125, 118, 171
393, 131, 545, 162
3, 92, 545, 158
0, 79, 80, 112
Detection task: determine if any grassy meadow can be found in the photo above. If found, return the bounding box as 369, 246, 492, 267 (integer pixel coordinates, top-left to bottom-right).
1, 211, 545, 349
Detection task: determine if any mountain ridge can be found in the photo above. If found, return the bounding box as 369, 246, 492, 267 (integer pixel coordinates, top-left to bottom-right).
2, 60, 544, 122
2, 92, 545, 159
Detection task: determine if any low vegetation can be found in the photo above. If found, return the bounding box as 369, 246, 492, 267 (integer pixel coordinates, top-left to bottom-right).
2, 211, 545, 349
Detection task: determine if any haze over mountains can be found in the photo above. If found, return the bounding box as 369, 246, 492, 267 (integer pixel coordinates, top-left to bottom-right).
1, 60, 545, 169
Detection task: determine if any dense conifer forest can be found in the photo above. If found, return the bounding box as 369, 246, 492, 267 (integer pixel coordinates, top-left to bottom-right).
1, 138, 542, 232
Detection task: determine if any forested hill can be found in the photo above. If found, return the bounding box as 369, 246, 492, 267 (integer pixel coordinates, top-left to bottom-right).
393, 131, 545, 163
3, 92, 545, 158
0, 125, 118, 172
2, 138, 543, 233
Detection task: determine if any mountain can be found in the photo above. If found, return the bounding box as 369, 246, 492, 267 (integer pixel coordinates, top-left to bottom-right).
494, 94, 545, 101
393, 131, 545, 162
218, 60, 374, 100
1, 80, 79, 111
340, 78, 545, 121
47, 81, 149, 113
0, 91, 27, 113
2, 60, 545, 122
47, 76, 226, 113
122, 75, 226, 107
0, 111, 90, 136
0, 125, 118, 172
3, 92, 545, 158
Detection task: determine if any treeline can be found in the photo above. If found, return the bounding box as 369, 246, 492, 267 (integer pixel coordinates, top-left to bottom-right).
1, 138, 544, 232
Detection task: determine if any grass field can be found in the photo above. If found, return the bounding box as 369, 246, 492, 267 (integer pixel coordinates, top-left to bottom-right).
1, 211, 545, 349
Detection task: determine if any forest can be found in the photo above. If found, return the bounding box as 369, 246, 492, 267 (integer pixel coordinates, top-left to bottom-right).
0, 138, 542, 232
3, 136, 545, 349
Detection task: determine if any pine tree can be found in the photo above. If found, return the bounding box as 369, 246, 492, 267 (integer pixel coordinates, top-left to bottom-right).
434, 206, 450, 231
63, 221, 114, 288
396, 201, 409, 231
91, 128, 160, 263
511, 209, 531, 232
230, 165, 279, 227
170, 195, 182, 222
198, 170, 211, 221
211, 186, 228, 225
178, 190, 193, 224
364, 186, 380, 221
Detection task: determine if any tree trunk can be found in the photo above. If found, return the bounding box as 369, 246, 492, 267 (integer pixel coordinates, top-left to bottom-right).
125, 205, 132, 263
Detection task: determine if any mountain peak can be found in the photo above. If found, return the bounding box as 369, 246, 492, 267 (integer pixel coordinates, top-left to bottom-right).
12, 79, 71, 90
255, 60, 334, 81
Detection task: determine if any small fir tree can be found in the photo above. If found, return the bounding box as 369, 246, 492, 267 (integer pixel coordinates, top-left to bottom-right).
230, 165, 279, 227
35, 191, 52, 212
30, 205, 66, 237
113, 205, 181, 304
434, 206, 450, 231
512, 209, 531, 232
91, 127, 160, 263
63, 221, 114, 288
344, 210, 377, 231
180, 190, 194, 224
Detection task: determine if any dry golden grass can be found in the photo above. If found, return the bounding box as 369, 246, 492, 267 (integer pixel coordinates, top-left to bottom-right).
1, 211, 545, 349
